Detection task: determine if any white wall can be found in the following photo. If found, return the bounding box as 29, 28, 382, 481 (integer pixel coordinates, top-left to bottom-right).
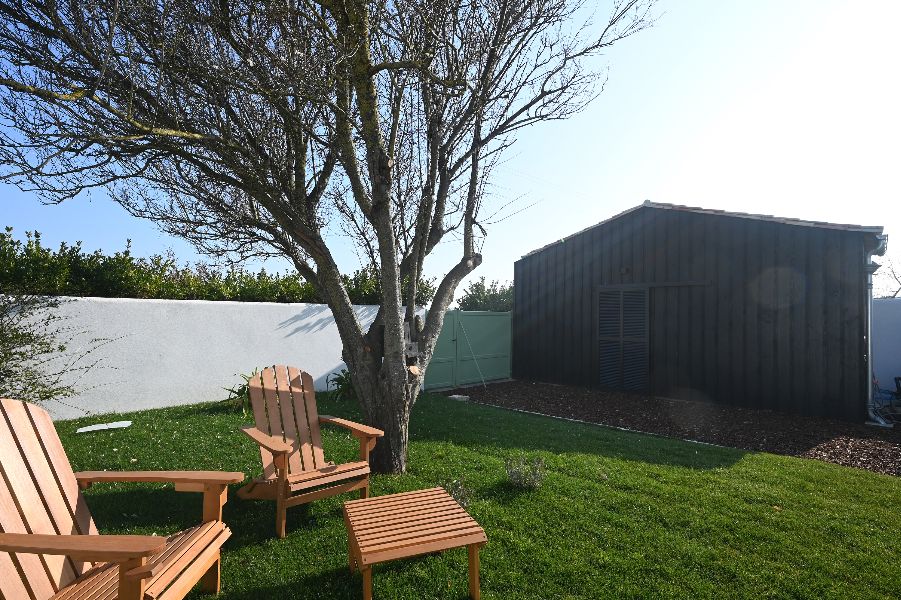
45, 297, 380, 420
873, 297, 901, 392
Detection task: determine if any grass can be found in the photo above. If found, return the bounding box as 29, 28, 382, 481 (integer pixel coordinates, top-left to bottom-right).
57, 394, 901, 599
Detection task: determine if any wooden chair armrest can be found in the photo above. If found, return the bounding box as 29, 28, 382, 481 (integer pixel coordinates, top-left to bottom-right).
319, 415, 384, 438
240, 426, 292, 454
74, 470, 244, 487
0, 532, 164, 562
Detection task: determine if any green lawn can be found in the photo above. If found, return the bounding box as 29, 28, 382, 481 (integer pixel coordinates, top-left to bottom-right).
58, 394, 901, 599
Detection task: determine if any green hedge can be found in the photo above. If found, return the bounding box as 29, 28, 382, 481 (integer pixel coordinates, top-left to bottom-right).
0, 227, 435, 305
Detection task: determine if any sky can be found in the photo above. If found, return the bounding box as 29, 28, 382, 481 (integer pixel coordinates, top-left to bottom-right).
3, 0, 900, 296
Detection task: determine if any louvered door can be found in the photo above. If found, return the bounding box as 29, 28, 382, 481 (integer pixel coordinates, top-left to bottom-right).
597, 287, 649, 392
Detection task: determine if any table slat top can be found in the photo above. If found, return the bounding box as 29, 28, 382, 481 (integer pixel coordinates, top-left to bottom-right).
344, 488, 487, 565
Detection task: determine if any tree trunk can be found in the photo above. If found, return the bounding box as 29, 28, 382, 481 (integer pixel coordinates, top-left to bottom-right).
355, 371, 416, 474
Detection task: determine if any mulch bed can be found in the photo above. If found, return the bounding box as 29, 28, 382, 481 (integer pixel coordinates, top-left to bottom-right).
446, 380, 901, 476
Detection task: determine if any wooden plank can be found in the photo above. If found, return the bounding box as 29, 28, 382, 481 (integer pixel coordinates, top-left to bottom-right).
361, 531, 487, 565
0, 403, 74, 591
24, 402, 98, 539
0, 533, 164, 562
298, 369, 326, 469
289, 462, 370, 484
273, 365, 304, 474
248, 371, 276, 479
553, 242, 565, 383
350, 502, 467, 527
0, 400, 84, 579
0, 548, 31, 600
350, 507, 469, 532
348, 497, 463, 518
285, 479, 368, 508
715, 216, 732, 407
51, 564, 117, 600
789, 227, 808, 415
345, 487, 445, 509
356, 515, 478, 544
775, 224, 792, 412
840, 232, 864, 420
156, 539, 223, 600
359, 522, 486, 554
0, 470, 57, 600
758, 221, 777, 410
676, 212, 691, 397
806, 228, 826, 416
685, 211, 702, 399
144, 522, 224, 597
564, 237, 576, 384
579, 231, 592, 386
347, 494, 456, 518
75, 472, 243, 485
289, 466, 370, 492
727, 219, 745, 408
824, 230, 843, 417
260, 367, 283, 443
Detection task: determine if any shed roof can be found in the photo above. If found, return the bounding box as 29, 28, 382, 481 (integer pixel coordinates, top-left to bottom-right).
522, 201, 884, 258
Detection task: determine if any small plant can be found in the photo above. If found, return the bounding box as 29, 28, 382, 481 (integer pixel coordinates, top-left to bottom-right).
221, 368, 259, 416
327, 368, 356, 402
505, 454, 546, 490
441, 478, 473, 508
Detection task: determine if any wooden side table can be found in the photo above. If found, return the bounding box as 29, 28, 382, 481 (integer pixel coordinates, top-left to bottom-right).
343, 487, 488, 599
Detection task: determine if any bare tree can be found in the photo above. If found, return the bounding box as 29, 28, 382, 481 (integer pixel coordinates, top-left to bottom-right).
875, 256, 901, 298
0, 0, 655, 472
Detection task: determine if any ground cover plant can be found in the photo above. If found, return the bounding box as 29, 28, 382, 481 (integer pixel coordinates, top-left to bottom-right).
58, 394, 900, 599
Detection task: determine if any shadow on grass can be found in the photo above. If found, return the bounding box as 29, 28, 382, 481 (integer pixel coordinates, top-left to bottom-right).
410, 395, 747, 470
210, 566, 356, 600
478, 480, 538, 504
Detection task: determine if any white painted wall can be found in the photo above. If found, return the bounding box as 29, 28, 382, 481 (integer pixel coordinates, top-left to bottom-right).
45, 297, 380, 420
873, 297, 901, 392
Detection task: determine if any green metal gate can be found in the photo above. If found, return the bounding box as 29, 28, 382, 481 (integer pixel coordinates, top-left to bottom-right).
423, 310, 511, 390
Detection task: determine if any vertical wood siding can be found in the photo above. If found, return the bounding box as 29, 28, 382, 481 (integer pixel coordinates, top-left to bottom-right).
512, 206, 871, 421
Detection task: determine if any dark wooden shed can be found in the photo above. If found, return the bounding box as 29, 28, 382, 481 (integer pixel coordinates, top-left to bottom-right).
512, 202, 886, 421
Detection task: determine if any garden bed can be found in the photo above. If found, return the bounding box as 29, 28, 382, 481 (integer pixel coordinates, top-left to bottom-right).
449, 380, 901, 476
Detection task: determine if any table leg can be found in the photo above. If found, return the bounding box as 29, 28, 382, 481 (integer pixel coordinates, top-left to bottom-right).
362, 566, 373, 600
468, 544, 480, 600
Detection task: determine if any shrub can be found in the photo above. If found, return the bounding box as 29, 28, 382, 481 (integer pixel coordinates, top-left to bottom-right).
441, 478, 473, 508
456, 277, 513, 312
505, 454, 546, 490
327, 369, 356, 402
220, 369, 259, 416
0, 227, 436, 305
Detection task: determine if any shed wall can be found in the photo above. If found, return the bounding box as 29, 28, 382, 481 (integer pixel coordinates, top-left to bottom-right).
513, 206, 869, 421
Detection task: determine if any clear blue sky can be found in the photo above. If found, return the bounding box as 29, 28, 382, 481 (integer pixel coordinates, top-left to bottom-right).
3, 0, 899, 295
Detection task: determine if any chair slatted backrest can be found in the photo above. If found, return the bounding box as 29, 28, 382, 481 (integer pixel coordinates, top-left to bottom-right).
0, 398, 98, 600
249, 365, 327, 478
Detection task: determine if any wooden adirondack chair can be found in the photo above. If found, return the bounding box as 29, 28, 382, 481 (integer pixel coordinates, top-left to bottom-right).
237, 365, 384, 538
0, 397, 244, 600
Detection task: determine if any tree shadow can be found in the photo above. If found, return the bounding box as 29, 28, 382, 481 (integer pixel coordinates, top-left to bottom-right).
410, 396, 746, 470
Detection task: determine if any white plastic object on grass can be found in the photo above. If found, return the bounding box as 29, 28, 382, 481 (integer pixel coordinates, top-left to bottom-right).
75, 421, 132, 433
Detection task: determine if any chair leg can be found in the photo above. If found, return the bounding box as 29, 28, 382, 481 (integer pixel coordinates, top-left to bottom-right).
276, 499, 287, 539
200, 555, 221, 594
360, 482, 369, 500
